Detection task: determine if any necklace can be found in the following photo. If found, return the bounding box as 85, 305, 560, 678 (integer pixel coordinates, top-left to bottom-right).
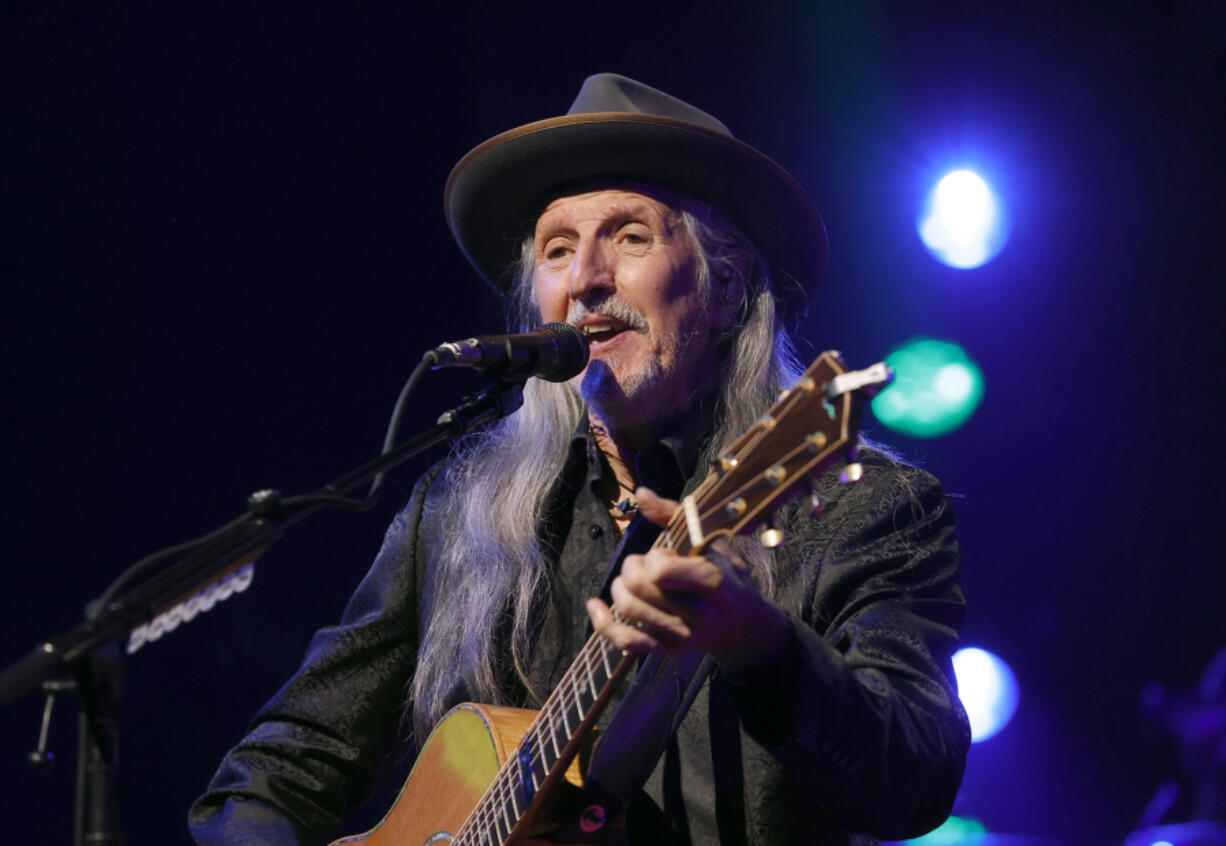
610, 477, 639, 518
611, 497, 639, 517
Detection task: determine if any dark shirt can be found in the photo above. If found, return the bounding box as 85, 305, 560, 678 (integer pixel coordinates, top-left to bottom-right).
189, 430, 970, 845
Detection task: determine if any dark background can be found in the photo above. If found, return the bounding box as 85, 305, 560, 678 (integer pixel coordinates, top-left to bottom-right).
2, 1, 1223, 842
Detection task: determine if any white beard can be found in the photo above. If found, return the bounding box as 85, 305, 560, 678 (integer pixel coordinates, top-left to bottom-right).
566, 296, 711, 432
578, 352, 665, 422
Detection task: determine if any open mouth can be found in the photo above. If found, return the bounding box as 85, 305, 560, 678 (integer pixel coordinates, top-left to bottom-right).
577, 318, 632, 346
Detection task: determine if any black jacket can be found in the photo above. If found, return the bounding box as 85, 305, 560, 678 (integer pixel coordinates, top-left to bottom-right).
189, 436, 970, 845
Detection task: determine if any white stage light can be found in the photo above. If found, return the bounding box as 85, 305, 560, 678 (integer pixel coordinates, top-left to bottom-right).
952, 646, 1020, 742
918, 169, 1009, 269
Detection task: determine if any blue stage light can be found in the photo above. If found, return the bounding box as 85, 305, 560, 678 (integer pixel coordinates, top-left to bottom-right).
952, 647, 1020, 743
918, 169, 1009, 269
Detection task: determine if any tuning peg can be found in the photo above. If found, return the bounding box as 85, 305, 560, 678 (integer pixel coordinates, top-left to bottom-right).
758, 519, 785, 549
840, 463, 864, 485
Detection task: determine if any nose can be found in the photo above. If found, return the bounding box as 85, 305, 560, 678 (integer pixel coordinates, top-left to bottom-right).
568, 238, 615, 304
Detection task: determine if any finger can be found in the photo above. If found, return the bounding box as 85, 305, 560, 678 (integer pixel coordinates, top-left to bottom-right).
622, 549, 711, 615
652, 559, 725, 593
635, 548, 724, 594
620, 553, 687, 606
635, 486, 679, 527
609, 576, 693, 639
586, 598, 659, 653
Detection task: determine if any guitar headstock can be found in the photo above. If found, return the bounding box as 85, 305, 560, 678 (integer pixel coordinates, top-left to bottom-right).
674, 351, 892, 553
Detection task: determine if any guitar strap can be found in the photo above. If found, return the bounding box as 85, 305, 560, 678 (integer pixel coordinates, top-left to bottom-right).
707, 672, 749, 846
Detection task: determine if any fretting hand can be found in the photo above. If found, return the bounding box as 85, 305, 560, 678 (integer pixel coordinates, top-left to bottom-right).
585, 487, 792, 675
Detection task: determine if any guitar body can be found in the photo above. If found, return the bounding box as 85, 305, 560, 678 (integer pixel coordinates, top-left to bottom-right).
331, 703, 531, 845
331, 704, 586, 846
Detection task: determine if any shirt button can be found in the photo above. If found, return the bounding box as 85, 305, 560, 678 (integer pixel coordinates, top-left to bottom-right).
588, 524, 604, 539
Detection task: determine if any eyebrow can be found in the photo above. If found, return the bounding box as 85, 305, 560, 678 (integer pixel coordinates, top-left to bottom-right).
536, 202, 676, 241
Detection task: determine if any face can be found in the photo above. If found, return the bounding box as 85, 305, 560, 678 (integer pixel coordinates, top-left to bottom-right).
533, 188, 725, 433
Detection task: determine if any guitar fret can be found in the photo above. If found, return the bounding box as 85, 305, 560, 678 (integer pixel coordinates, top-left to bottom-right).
572, 666, 594, 717
497, 772, 516, 822
583, 644, 598, 698
476, 790, 495, 840
564, 672, 580, 728
489, 776, 512, 842
600, 637, 613, 677
495, 781, 514, 839
545, 705, 564, 763
557, 679, 574, 736
564, 683, 586, 737
531, 751, 548, 791
549, 698, 568, 756
605, 640, 622, 678
467, 815, 489, 846
496, 789, 514, 841
522, 728, 543, 791
475, 801, 496, 846
509, 773, 526, 821
516, 737, 538, 809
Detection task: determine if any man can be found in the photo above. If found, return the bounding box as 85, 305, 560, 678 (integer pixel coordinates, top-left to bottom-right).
190, 74, 970, 845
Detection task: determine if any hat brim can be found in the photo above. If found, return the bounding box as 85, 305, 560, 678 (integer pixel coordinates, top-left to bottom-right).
444, 112, 826, 328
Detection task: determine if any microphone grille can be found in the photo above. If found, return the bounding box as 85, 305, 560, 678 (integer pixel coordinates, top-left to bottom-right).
539, 322, 590, 382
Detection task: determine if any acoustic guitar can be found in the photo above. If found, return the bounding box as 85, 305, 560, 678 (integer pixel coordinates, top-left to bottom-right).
331, 351, 892, 846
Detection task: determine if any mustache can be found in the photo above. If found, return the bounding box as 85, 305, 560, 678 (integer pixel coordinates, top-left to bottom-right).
566, 297, 649, 332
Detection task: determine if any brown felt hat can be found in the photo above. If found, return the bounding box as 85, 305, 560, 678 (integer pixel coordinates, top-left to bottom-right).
444, 73, 827, 329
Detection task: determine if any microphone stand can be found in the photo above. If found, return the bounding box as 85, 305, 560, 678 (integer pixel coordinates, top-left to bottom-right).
0, 376, 526, 845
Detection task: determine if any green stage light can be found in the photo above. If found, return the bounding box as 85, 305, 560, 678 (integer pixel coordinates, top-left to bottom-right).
904, 815, 988, 845
872, 339, 984, 437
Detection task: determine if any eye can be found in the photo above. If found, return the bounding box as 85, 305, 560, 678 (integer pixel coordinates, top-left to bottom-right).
617, 223, 651, 247
540, 239, 572, 261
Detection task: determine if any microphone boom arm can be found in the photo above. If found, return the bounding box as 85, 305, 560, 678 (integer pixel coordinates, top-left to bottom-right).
0, 376, 526, 708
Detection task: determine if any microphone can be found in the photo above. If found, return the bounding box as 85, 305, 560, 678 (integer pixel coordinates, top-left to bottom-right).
428, 322, 590, 382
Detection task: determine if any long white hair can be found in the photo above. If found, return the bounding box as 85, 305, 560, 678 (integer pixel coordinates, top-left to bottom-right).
409, 195, 807, 738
